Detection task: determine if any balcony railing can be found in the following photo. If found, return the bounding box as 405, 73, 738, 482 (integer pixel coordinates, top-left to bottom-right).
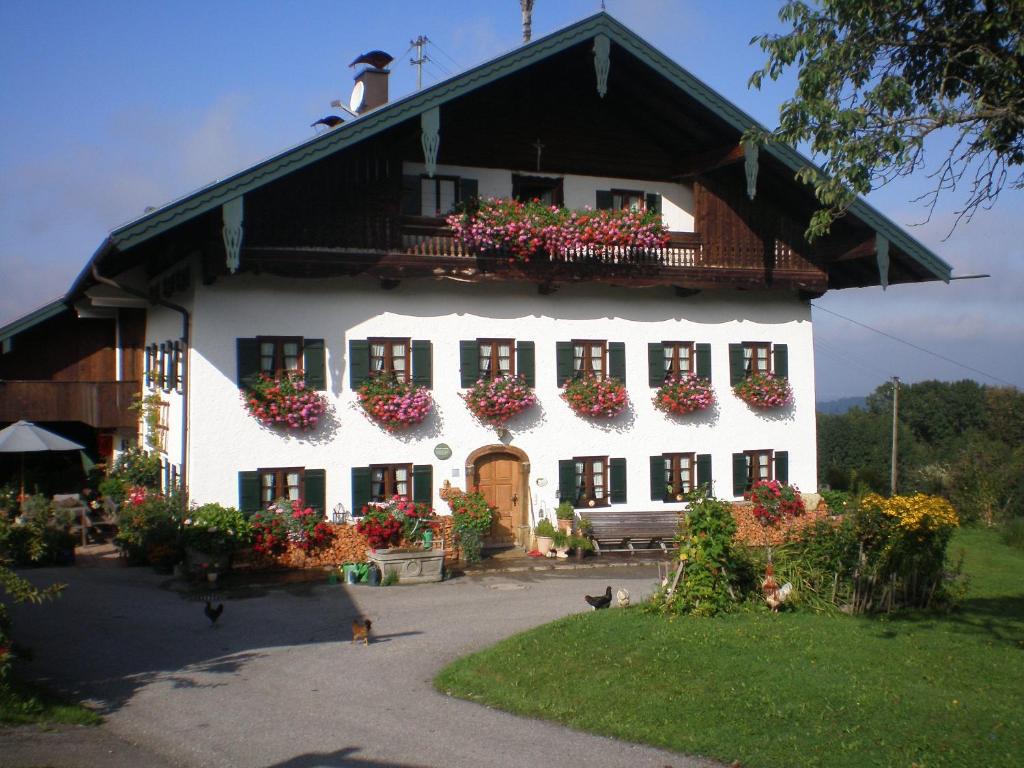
0, 380, 140, 429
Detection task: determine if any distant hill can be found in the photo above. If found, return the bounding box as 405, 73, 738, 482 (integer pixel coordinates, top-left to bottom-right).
816, 396, 867, 414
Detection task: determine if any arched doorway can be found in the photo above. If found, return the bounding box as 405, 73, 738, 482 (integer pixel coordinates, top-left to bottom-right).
465, 445, 530, 549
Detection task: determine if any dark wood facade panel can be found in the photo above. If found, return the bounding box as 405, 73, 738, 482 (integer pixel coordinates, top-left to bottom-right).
0, 310, 116, 382
0, 380, 139, 429
119, 308, 146, 382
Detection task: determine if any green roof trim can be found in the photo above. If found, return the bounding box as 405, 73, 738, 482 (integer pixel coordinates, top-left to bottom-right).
0, 298, 68, 345
101, 11, 950, 283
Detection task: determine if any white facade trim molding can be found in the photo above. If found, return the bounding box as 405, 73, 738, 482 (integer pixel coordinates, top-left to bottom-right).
222, 197, 244, 274
420, 107, 440, 178
743, 140, 759, 201
876, 234, 890, 290
593, 34, 610, 98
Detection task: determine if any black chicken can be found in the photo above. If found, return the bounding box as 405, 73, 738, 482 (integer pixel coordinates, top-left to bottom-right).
585, 586, 612, 610
204, 601, 224, 625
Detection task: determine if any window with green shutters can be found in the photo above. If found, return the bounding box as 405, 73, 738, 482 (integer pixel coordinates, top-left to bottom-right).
558, 456, 626, 507
238, 467, 326, 514
235, 337, 326, 390
556, 340, 625, 385
352, 464, 433, 513
460, 339, 535, 387
729, 342, 789, 385
731, 450, 788, 496
348, 338, 432, 389
647, 342, 711, 386
650, 453, 712, 500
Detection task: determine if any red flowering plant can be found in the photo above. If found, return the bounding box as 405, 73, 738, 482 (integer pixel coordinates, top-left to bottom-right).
243, 372, 328, 430
250, 497, 333, 555
653, 374, 715, 415
355, 495, 436, 551
356, 375, 433, 432
733, 372, 793, 409
447, 198, 670, 263
561, 375, 628, 418
746, 480, 806, 527
462, 374, 537, 426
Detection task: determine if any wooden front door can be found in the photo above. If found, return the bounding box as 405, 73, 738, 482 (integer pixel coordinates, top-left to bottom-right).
474, 452, 521, 547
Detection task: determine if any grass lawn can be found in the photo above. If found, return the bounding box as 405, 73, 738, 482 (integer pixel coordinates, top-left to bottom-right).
0, 676, 102, 726
435, 528, 1022, 767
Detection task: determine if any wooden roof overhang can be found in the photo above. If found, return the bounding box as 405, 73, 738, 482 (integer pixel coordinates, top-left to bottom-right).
64, 11, 951, 307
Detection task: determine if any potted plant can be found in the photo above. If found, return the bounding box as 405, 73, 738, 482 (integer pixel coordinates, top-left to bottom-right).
555, 500, 575, 533
250, 497, 334, 556
534, 518, 556, 556
561, 375, 628, 418
181, 502, 252, 575
357, 496, 445, 583
461, 374, 537, 425
552, 529, 570, 558
242, 372, 329, 430
568, 534, 594, 561
356, 375, 433, 431
653, 373, 715, 415
733, 372, 793, 409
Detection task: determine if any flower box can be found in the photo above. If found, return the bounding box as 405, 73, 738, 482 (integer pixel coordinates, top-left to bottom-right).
461, 374, 536, 425
561, 375, 628, 418
357, 376, 433, 431
366, 548, 446, 584
733, 372, 793, 409
242, 372, 328, 430
653, 374, 715, 415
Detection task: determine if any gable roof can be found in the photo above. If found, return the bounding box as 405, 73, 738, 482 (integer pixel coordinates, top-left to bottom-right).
71, 10, 950, 297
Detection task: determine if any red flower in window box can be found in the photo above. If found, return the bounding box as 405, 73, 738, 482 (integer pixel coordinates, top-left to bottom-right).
561, 375, 628, 418
357, 376, 433, 432
243, 372, 329, 430
461, 374, 537, 425
733, 372, 793, 409
653, 374, 715, 415
745, 480, 805, 527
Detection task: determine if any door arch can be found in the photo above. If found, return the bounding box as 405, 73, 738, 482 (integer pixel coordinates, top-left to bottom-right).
466, 445, 530, 549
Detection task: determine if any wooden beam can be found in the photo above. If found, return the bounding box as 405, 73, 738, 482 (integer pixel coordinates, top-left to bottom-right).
673, 143, 745, 179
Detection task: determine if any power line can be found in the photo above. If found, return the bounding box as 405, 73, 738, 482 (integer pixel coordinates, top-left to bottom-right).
811, 302, 1015, 387
813, 336, 892, 382
428, 39, 463, 71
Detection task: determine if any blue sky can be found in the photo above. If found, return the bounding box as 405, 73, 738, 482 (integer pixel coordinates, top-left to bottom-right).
1, 0, 1021, 400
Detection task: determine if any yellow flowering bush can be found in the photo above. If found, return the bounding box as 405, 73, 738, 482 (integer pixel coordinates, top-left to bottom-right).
862, 493, 959, 534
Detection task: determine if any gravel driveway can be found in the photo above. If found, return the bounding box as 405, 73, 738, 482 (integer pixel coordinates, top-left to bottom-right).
4, 563, 721, 768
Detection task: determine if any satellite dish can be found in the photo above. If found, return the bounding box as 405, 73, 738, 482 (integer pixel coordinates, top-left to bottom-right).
349, 81, 365, 113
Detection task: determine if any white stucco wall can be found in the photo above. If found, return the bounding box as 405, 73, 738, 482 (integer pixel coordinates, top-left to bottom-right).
402, 162, 695, 231
178, 276, 816, 520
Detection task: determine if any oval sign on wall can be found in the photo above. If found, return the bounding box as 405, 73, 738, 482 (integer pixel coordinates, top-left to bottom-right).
433, 443, 452, 460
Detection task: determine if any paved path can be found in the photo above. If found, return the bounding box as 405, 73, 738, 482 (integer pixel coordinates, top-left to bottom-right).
4, 563, 722, 768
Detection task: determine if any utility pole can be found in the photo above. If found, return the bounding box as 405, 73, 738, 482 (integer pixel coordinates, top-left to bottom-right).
890, 376, 900, 495
410, 35, 428, 90
521, 0, 535, 43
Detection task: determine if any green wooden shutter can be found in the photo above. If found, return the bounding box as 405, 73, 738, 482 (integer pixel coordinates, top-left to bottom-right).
303, 338, 325, 390
351, 467, 372, 514
648, 343, 665, 387
349, 339, 370, 388
732, 453, 748, 497
412, 340, 432, 388
412, 465, 433, 504
773, 344, 789, 379
236, 338, 261, 388
650, 455, 665, 501
610, 458, 627, 504
401, 175, 421, 216
555, 342, 574, 386
516, 340, 535, 387
645, 192, 662, 215
729, 343, 746, 386
459, 340, 479, 387
774, 451, 789, 484
595, 190, 613, 210
458, 177, 478, 204
696, 343, 711, 380
304, 468, 326, 515
608, 342, 626, 383
238, 471, 260, 514
558, 460, 576, 503
696, 453, 712, 490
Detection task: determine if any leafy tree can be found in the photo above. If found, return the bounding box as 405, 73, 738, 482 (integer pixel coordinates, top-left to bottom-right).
866, 379, 987, 450
817, 408, 921, 493
750, 0, 1024, 237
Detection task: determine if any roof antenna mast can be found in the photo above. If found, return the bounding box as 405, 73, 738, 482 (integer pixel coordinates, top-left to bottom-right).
521, 0, 534, 43
410, 35, 428, 90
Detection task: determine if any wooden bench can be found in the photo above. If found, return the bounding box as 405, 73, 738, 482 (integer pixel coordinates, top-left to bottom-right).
580, 509, 682, 553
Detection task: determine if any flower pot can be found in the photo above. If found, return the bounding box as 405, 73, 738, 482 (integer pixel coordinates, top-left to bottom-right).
574, 546, 585, 561
535, 536, 554, 556
366, 548, 446, 584
555, 546, 569, 559
422, 530, 434, 549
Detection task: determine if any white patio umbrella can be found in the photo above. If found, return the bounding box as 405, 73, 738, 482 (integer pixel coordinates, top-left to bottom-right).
0, 420, 85, 503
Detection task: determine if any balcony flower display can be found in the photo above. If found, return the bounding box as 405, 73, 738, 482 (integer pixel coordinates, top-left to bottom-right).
250, 497, 333, 555
243, 372, 328, 430
357, 375, 433, 432
446, 197, 670, 263
653, 374, 715, 415
461, 374, 537, 426
561, 375, 628, 418
356, 495, 436, 551
733, 372, 793, 409
746, 480, 805, 527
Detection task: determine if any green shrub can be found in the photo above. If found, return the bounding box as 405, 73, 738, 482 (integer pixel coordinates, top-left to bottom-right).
99, 448, 161, 503
1001, 517, 1024, 550
181, 503, 251, 556
114, 490, 184, 564
458, 528, 483, 564
0, 496, 76, 567
819, 488, 853, 515
534, 518, 556, 538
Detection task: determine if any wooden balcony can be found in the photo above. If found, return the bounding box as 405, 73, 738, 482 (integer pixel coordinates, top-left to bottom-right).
0, 380, 140, 429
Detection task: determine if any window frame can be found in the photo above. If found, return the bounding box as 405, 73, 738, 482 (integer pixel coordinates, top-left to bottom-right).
610, 188, 645, 212
369, 463, 413, 502
572, 339, 607, 380
368, 337, 411, 383
256, 336, 303, 377
512, 174, 565, 206
742, 341, 772, 376
662, 452, 696, 501
476, 338, 515, 380
573, 455, 609, 509
420, 174, 460, 217
258, 466, 305, 505
661, 341, 695, 380
744, 449, 774, 492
